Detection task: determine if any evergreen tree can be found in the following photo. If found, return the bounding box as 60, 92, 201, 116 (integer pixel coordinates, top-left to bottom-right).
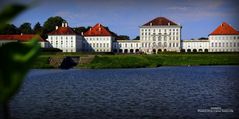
19, 22, 33, 34
33, 22, 43, 34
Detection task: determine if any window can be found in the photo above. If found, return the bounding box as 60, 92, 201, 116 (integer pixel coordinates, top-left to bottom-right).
158, 42, 161, 47
215, 43, 217, 47
211, 43, 214, 47
164, 42, 167, 47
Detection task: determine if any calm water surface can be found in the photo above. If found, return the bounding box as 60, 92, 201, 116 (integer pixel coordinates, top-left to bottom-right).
10, 66, 239, 119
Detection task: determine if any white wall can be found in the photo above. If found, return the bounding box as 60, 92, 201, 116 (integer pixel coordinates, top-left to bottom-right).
113, 40, 141, 53
47, 35, 83, 52
83, 36, 113, 52
139, 25, 181, 53
209, 35, 239, 52
181, 40, 209, 52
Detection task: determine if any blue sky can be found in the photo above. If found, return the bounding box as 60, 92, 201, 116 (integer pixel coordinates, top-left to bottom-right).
1, 0, 239, 39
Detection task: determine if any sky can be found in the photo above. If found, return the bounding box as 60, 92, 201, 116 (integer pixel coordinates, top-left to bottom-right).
0, 0, 239, 39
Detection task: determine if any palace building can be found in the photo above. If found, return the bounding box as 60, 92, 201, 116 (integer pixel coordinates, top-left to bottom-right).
209, 22, 239, 52
47, 22, 83, 52
1, 17, 233, 53
83, 23, 115, 52
139, 17, 182, 53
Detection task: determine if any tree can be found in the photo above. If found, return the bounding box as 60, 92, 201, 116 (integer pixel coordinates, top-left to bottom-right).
0, 24, 19, 34
19, 22, 33, 34
33, 22, 43, 34
133, 36, 140, 40
117, 35, 130, 40
72, 26, 88, 35
43, 16, 65, 35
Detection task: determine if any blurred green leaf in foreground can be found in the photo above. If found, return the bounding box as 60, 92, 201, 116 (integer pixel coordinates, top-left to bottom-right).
0, 39, 40, 103
0, 3, 40, 119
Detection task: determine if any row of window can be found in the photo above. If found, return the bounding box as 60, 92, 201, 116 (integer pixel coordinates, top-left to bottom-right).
114, 43, 139, 48
142, 32, 179, 36
211, 49, 238, 52
83, 43, 110, 48
141, 42, 179, 48
211, 42, 239, 47
49, 40, 74, 44
84, 49, 110, 52
87, 37, 110, 41
50, 36, 74, 40
142, 36, 179, 41
141, 28, 179, 32
210, 36, 239, 40
53, 44, 74, 48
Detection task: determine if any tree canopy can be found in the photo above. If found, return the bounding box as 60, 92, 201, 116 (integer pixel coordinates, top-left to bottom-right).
133, 36, 140, 40
33, 22, 43, 34
0, 24, 19, 34
43, 16, 65, 34
19, 22, 33, 34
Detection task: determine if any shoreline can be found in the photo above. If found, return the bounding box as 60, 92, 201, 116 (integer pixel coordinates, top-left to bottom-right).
31, 53, 239, 69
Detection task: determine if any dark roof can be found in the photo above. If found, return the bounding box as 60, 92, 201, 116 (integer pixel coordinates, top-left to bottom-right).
143, 17, 178, 26
210, 22, 239, 35
84, 23, 113, 36
0, 34, 47, 42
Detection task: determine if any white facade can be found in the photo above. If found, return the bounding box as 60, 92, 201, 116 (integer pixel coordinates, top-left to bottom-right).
140, 25, 181, 54
113, 40, 141, 53
182, 40, 209, 52
47, 35, 82, 52
209, 35, 239, 52
83, 36, 113, 52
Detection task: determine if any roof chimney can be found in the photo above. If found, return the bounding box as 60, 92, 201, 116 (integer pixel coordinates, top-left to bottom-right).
81, 32, 84, 36
56, 26, 58, 30
150, 22, 152, 26
62, 23, 65, 27
65, 22, 68, 27
168, 22, 170, 26
99, 27, 101, 31
90, 28, 92, 31
21, 33, 23, 35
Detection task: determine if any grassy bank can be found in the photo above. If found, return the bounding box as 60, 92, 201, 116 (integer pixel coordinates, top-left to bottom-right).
79, 53, 239, 69
31, 53, 239, 69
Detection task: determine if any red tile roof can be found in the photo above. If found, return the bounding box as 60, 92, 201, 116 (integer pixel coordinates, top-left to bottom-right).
210, 22, 239, 35
84, 23, 112, 36
143, 17, 178, 26
48, 27, 76, 35
0, 34, 47, 42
